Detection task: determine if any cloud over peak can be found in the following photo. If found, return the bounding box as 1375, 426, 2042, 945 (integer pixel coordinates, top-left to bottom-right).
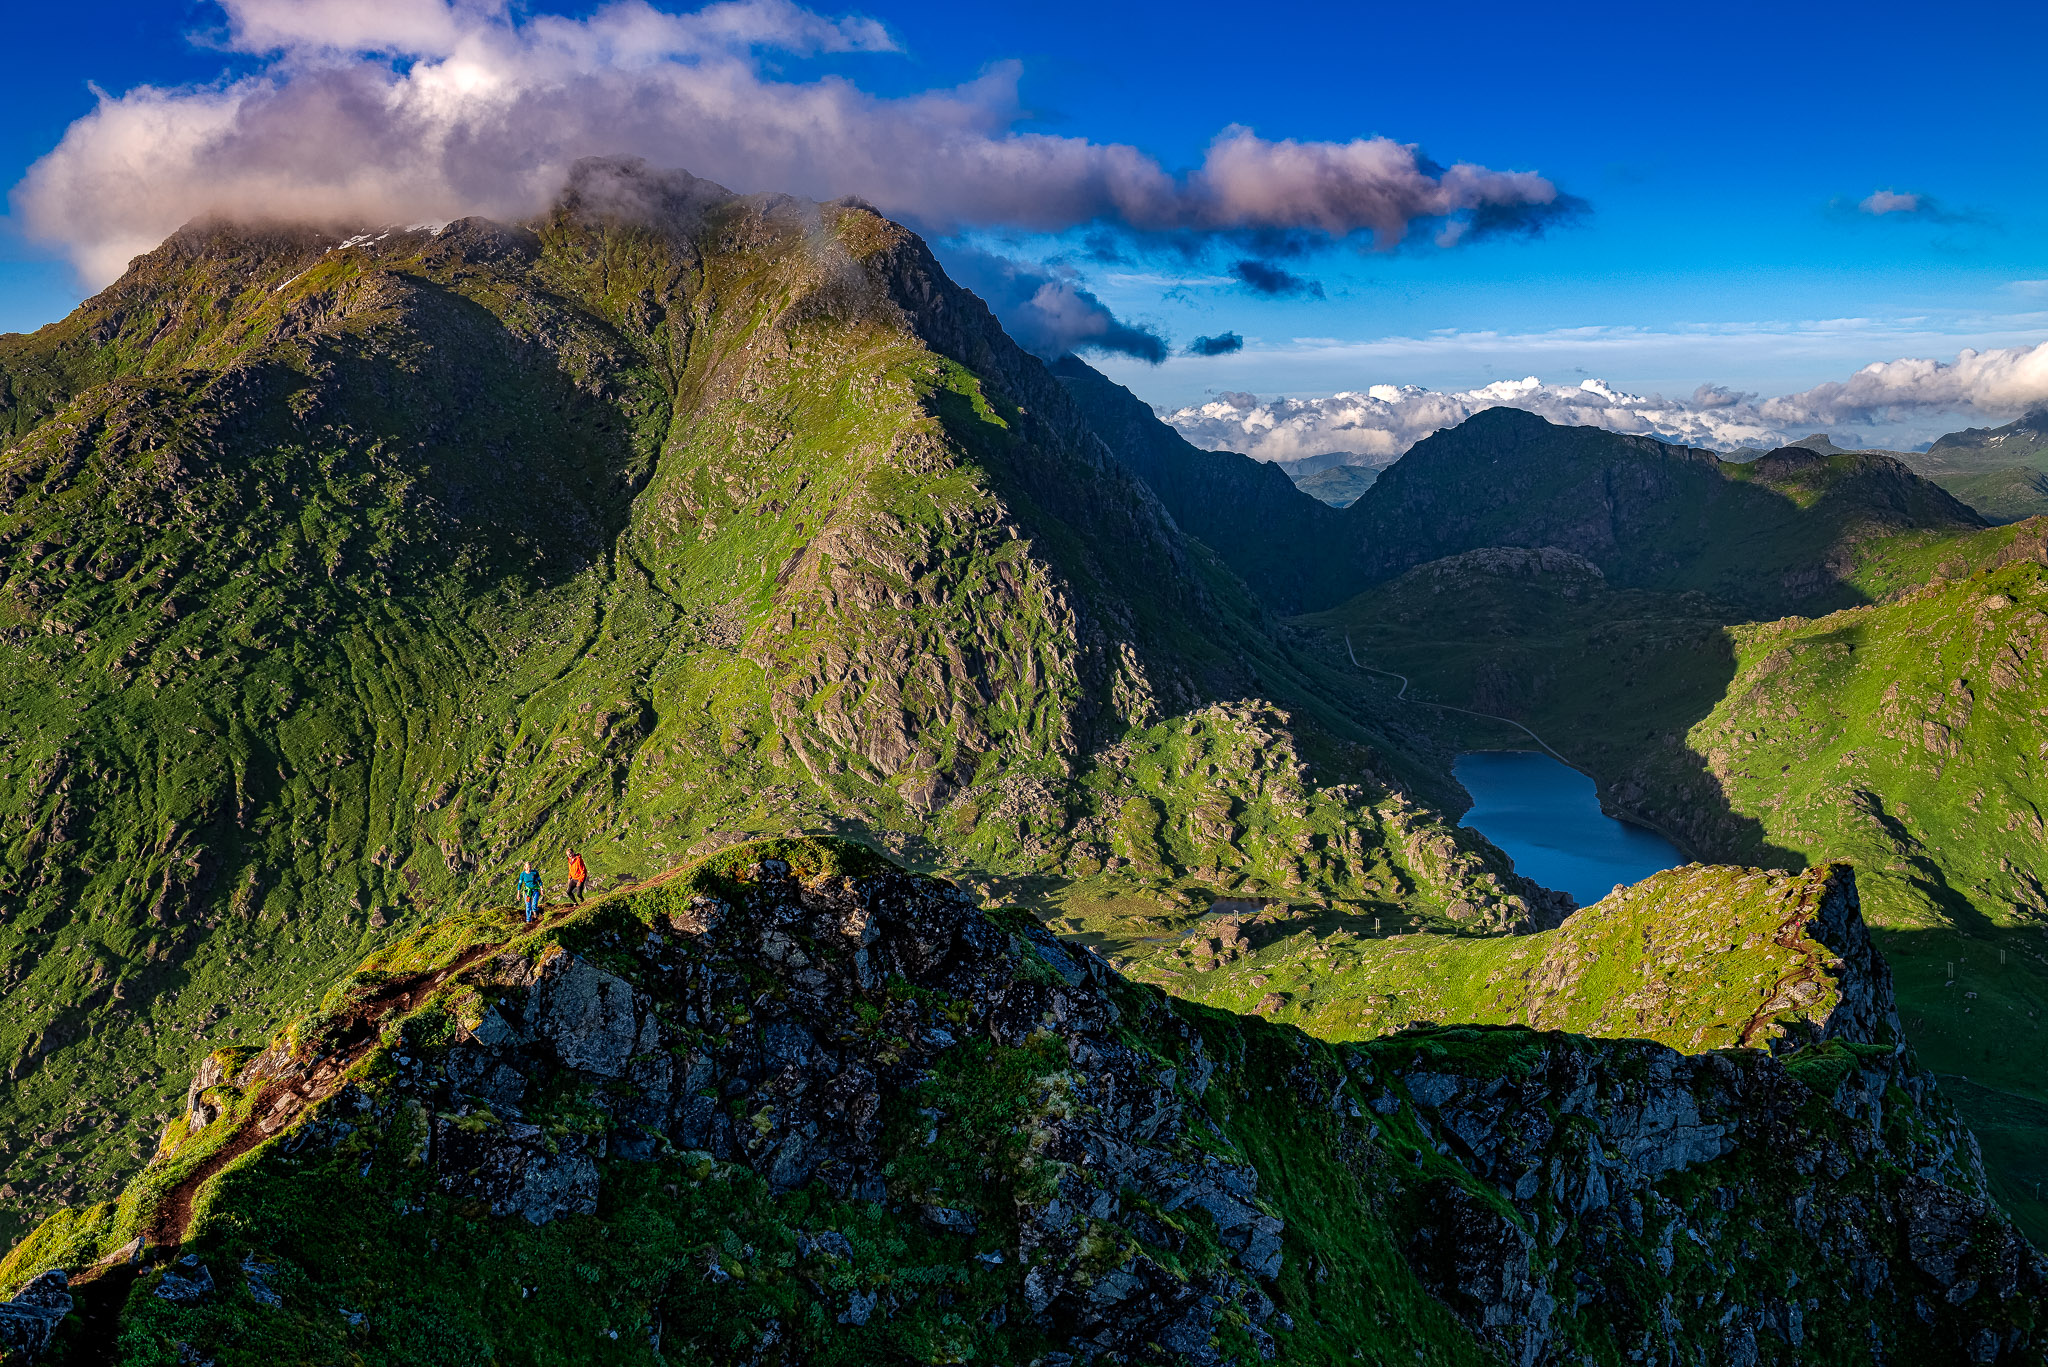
15, 0, 1575, 285
944, 248, 1167, 364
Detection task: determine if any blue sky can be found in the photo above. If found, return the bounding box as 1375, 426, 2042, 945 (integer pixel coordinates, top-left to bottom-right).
5, 0, 2045, 449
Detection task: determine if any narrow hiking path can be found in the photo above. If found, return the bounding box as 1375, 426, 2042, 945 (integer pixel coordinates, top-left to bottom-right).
139, 939, 499, 1251
1344, 633, 1578, 768
117, 895, 598, 1259
56, 884, 676, 1362
127, 873, 690, 1255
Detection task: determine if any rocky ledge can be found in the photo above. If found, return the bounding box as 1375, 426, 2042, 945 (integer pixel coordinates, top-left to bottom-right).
0, 837, 2040, 1364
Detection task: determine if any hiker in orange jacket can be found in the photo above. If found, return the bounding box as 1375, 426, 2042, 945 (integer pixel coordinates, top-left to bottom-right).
565, 850, 588, 905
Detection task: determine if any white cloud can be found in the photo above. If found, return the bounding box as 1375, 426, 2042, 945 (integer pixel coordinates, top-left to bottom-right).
1859, 189, 1922, 216
1162, 376, 1786, 464
1761, 341, 2048, 426
12, 0, 1567, 285
1160, 340, 2048, 463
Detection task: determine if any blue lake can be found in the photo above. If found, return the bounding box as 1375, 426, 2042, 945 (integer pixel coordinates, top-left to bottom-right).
1453, 750, 1683, 906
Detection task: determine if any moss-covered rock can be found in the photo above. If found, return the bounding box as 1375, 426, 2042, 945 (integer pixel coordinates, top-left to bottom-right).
3, 838, 2039, 1365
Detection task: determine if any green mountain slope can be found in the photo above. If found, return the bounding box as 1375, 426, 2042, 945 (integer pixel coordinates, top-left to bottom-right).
0, 163, 1536, 1247
1754, 420, 2048, 525
1931, 466, 2048, 526
1306, 517, 2048, 1239
1338, 409, 1986, 615
4, 839, 2040, 1366
1097, 861, 1900, 1051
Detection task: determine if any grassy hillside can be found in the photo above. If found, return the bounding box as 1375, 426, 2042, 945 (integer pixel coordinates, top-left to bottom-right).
1933, 467, 2048, 525
1049, 859, 1892, 1048
1306, 517, 2048, 1239
0, 164, 1528, 1248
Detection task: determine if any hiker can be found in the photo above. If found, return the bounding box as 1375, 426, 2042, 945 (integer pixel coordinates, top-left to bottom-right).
565, 849, 588, 905
517, 861, 542, 924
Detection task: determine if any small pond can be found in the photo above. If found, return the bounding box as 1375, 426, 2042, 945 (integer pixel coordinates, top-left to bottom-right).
1453, 750, 1683, 906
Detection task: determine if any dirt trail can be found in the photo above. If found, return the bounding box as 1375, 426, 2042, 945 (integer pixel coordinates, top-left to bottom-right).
62, 874, 692, 1273
129, 906, 582, 1255
1344, 632, 1579, 768
125, 884, 678, 1252
1737, 881, 1829, 1049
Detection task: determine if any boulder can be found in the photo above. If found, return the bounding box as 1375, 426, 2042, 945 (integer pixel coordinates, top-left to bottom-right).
0, 1270, 72, 1362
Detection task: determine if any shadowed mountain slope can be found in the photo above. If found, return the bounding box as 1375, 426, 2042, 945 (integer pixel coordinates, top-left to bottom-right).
1339, 408, 1985, 615
1046, 355, 1351, 614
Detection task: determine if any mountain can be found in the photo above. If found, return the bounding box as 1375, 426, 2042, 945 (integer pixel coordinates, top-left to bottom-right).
1936, 467, 2048, 525
1911, 411, 2048, 524
1724, 432, 1866, 462
1923, 410, 2048, 477
1266, 452, 1382, 508
1306, 514, 2048, 1240
1289, 464, 1376, 508
7, 160, 2048, 1356
1099, 860, 1899, 1050
1336, 408, 1986, 615
0, 162, 1540, 1248
2, 838, 2041, 1365
1729, 420, 2048, 525
1046, 357, 1351, 613
1269, 451, 1366, 480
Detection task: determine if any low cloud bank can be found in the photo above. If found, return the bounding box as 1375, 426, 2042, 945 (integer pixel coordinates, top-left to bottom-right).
1162, 340, 2048, 463
14, 0, 1572, 285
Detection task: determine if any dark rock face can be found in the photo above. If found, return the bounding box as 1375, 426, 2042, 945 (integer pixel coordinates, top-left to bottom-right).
1784, 862, 1902, 1049
1378, 1035, 2040, 1364
335, 859, 1286, 1361
0, 1269, 71, 1361
94, 845, 2048, 1363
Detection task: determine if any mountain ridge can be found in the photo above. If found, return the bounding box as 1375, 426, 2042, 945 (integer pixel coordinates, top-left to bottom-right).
4, 837, 2041, 1365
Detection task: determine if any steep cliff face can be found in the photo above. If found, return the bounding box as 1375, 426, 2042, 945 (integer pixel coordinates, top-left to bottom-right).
2, 839, 2038, 1365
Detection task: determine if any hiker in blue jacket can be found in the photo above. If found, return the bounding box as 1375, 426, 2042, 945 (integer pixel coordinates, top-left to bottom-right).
517, 861, 542, 924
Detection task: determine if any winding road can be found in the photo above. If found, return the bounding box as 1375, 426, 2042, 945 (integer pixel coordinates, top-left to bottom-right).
1343, 633, 1578, 768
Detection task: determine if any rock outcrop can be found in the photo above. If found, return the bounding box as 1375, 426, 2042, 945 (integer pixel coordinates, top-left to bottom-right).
0, 1269, 70, 1362
4, 838, 2042, 1364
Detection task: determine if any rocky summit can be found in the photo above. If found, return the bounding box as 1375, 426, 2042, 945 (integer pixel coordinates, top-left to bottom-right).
0, 837, 2040, 1365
